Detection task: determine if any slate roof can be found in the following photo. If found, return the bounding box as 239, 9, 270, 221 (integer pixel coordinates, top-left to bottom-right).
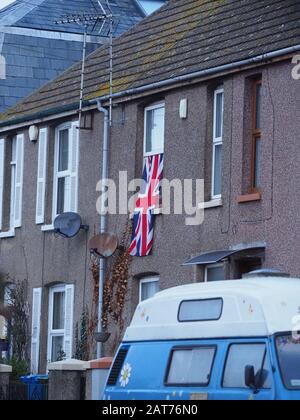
0, 0, 143, 36
0, 0, 146, 113
1, 0, 300, 126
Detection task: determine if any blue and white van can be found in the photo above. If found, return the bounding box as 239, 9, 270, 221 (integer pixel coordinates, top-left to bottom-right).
104, 276, 300, 400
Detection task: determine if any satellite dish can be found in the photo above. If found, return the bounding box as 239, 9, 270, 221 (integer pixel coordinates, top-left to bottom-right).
54, 212, 89, 238
89, 233, 119, 258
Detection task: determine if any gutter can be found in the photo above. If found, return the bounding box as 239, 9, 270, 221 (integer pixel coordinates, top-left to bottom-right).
0, 101, 92, 130
96, 99, 110, 359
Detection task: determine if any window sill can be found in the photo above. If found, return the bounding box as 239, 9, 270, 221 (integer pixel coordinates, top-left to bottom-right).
0, 229, 15, 239
41, 224, 54, 232
129, 207, 163, 219
199, 198, 223, 210
237, 192, 261, 203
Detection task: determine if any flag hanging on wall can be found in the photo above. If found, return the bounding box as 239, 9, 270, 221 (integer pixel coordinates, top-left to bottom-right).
129, 154, 164, 257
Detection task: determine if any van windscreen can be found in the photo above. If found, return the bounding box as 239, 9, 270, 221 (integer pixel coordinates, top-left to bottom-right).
276, 335, 300, 390
178, 298, 223, 322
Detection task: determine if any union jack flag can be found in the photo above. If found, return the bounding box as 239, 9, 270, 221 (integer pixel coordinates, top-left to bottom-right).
129, 154, 164, 257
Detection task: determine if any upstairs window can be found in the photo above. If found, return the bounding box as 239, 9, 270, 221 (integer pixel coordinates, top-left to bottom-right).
250, 79, 262, 192
9, 137, 17, 228
212, 88, 224, 199
144, 103, 165, 156
52, 122, 79, 219
0, 134, 24, 234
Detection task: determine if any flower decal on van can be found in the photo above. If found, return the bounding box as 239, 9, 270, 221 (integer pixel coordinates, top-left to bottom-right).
120, 363, 132, 388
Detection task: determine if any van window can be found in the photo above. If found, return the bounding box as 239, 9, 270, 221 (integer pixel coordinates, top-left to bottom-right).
166, 347, 215, 386
178, 298, 223, 322
223, 343, 271, 389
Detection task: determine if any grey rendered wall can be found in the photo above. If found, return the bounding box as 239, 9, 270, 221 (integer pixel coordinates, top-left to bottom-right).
103, 59, 300, 354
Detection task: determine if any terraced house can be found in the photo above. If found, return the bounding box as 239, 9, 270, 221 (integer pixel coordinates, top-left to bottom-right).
0, 0, 299, 373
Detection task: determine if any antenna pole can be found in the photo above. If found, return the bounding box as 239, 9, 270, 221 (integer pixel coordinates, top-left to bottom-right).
109, 13, 113, 127
79, 25, 88, 128
55, 3, 117, 127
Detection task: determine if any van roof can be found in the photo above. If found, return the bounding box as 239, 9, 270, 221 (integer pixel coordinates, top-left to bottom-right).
124, 277, 300, 342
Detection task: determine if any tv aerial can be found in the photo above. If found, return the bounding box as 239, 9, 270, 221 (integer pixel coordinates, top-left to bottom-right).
89, 232, 121, 258
54, 213, 89, 238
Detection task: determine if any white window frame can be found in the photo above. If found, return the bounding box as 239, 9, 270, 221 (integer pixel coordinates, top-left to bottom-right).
35, 127, 48, 225
143, 103, 165, 157
31, 287, 42, 374
47, 285, 66, 364
52, 122, 79, 220
211, 88, 224, 200
9, 137, 17, 229
47, 284, 74, 364
0, 138, 5, 231
204, 263, 225, 283
139, 276, 160, 302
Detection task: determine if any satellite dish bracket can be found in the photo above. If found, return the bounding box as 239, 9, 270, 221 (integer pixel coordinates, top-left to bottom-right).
90, 243, 124, 258
55, 224, 89, 238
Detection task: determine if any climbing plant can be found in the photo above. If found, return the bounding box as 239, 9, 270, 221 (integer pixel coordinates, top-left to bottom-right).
8, 279, 30, 364
74, 307, 89, 361
89, 221, 132, 354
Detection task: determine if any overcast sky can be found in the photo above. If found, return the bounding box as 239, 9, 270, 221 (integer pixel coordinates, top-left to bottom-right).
0, 0, 15, 10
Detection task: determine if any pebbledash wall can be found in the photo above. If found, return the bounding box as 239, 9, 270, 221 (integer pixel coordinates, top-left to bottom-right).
0, 58, 299, 370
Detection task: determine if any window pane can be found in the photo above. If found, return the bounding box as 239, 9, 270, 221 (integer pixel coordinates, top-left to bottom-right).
276, 335, 300, 389
145, 106, 165, 155
51, 336, 64, 362
255, 83, 262, 130
179, 299, 223, 322
58, 129, 69, 172
254, 137, 261, 188
11, 137, 17, 162
213, 144, 222, 196
215, 92, 223, 139
52, 291, 65, 330
141, 280, 159, 301
57, 178, 65, 215
223, 344, 271, 389
206, 265, 225, 282
167, 347, 215, 385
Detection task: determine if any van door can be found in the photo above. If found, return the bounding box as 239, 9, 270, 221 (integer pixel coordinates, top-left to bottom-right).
213, 341, 275, 400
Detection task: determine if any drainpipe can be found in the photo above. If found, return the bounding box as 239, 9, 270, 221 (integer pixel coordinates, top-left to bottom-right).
96, 99, 109, 359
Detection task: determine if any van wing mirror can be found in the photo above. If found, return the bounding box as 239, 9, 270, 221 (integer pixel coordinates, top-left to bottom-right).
245, 365, 256, 389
